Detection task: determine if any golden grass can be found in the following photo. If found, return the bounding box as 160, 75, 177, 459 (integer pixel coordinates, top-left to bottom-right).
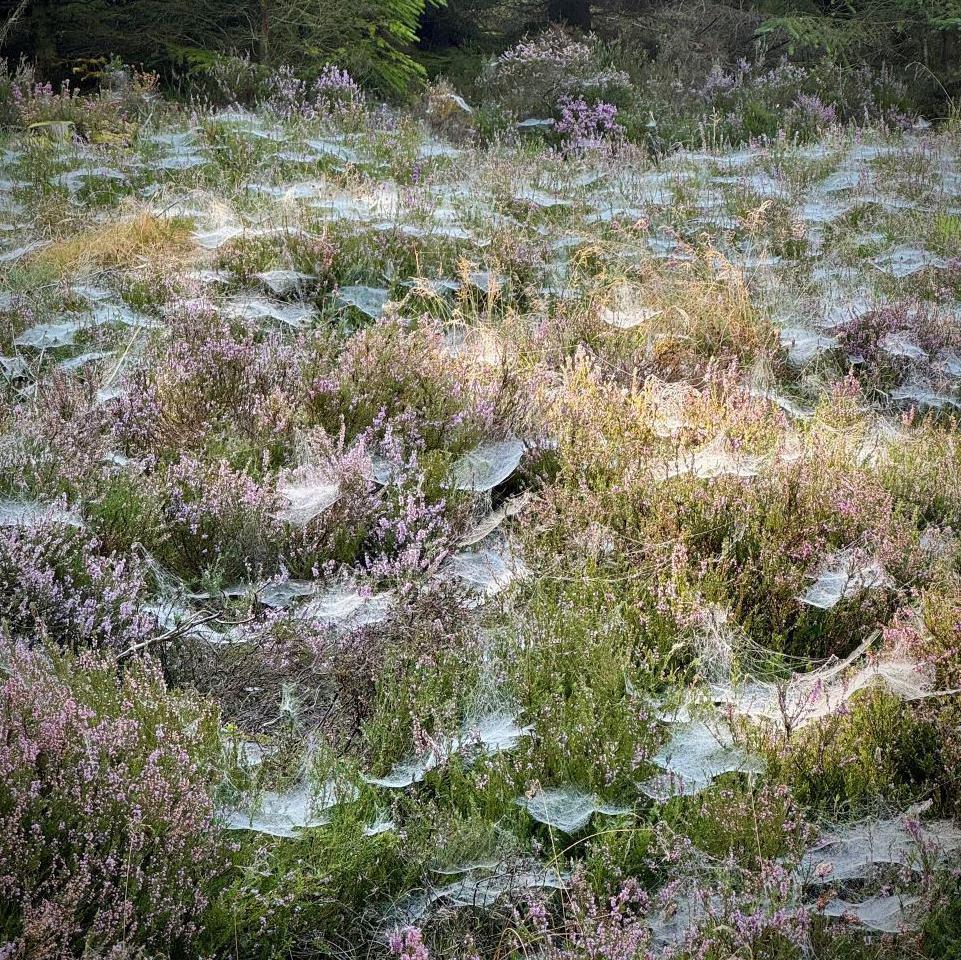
30, 211, 192, 276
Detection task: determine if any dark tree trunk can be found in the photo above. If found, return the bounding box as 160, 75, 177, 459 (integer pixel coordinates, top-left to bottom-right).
547, 0, 590, 30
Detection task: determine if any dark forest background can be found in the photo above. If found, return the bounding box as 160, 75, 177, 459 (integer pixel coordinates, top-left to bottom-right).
0, 0, 959, 106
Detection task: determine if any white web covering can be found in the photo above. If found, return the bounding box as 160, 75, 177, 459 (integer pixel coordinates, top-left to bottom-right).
780, 327, 838, 365
890, 382, 961, 410
799, 548, 889, 609
818, 895, 920, 933
274, 470, 342, 526
459, 493, 530, 547
799, 815, 961, 883
255, 269, 313, 296
14, 319, 85, 349
363, 815, 397, 837
366, 710, 531, 789
337, 285, 390, 319
516, 787, 631, 833
224, 294, 315, 329
193, 224, 244, 250
711, 634, 942, 732
0, 498, 84, 529
449, 439, 525, 492
394, 860, 568, 923
444, 536, 529, 600
871, 247, 948, 278
657, 434, 763, 481
299, 587, 394, 629
600, 302, 662, 330
225, 779, 359, 838
639, 720, 764, 800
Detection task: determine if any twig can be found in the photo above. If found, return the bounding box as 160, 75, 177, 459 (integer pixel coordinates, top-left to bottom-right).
0, 0, 32, 50
116, 611, 224, 661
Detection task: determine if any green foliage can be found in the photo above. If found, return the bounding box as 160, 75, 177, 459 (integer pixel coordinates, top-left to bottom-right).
922, 877, 961, 958
3, 0, 447, 97
204, 817, 411, 958
767, 692, 942, 814
757, 13, 877, 57
256, 0, 447, 95
756, 0, 961, 101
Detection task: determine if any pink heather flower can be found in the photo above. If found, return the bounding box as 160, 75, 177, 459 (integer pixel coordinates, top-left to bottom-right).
0, 520, 156, 651
388, 926, 430, 960
0, 642, 222, 954
554, 96, 621, 154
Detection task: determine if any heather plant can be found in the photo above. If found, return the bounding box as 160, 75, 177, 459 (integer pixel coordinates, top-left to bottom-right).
0, 641, 224, 957
390, 926, 432, 960
880, 420, 961, 529
304, 316, 504, 454
204, 809, 410, 958
0, 520, 157, 652
281, 430, 378, 575
833, 301, 961, 391
0, 57, 35, 126
261, 63, 363, 121
510, 855, 811, 960
216, 230, 336, 286
314, 64, 364, 115
190, 52, 269, 108
787, 93, 838, 140
639, 54, 915, 149
500, 573, 665, 792
13, 78, 83, 129
671, 783, 815, 866
693, 59, 819, 142
12, 73, 147, 142
553, 97, 621, 155
112, 299, 305, 464
159, 454, 281, 584
0, 371, 109, 501
767, 688, 944, 813
364, 456, 453, 584
580, 254, 781, 381
480, 27, 633, 120
528, 360, 911, 660
262, 64, 311, 120
361, 601, 484, 774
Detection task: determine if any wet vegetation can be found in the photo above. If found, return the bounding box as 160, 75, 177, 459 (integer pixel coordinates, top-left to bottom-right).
2, 8, 961, 960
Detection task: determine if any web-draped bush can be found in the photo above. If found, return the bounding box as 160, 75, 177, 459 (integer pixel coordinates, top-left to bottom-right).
479, 26, 633, 119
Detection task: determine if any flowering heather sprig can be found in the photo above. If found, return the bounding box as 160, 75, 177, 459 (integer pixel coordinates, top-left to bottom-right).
263, 63, 362, 119
555, 874, 651, 960
11, 72, 138, 139
490, 28, 592, 75
283, 427, 379, 575
840, 302, 957, 364
264, 64, 308, 120
0, 642, 222, 956
364, 423, 452, 582
315, 64, 362, 114
162, 454, 280, 581
113, 301, 304, 455
554, 96, 621, 153
389, 926, 430, 960
0, 371, 109, 498
0, 520, 156, 651
792, 93, 837, 130
307, 316, 500, 453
